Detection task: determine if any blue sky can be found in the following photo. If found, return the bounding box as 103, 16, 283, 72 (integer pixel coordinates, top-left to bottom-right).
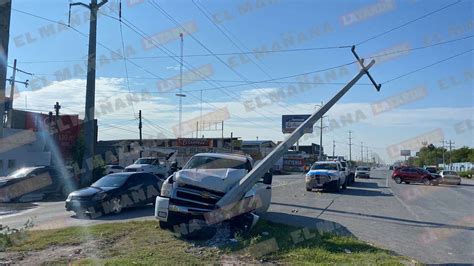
5, 0, 474, 163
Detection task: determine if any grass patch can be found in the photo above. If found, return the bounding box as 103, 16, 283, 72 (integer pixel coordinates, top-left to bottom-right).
6, 220, 410, 265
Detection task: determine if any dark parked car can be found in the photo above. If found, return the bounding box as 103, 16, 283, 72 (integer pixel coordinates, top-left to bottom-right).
0, 166, 78, 202
392, 167, 441, 186
65, 172, 162, 217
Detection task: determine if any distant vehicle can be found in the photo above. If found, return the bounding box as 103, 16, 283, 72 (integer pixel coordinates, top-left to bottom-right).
392, 167, 441, 186
0, 166, 78, 202
355, 166, 370, 179
66, 172, 162, 217
424, 166, 438, 174
105, 165, 124, 174
305, 161, 347, 192
125, 157, 170, 177
439, 170, 461, 185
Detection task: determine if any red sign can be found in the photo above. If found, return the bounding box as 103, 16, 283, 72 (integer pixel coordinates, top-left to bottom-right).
177, 138, 212, 147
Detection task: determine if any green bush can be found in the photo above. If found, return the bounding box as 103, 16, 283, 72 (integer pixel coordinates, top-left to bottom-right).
0, 219, 34, 251
459, 170, 473, 179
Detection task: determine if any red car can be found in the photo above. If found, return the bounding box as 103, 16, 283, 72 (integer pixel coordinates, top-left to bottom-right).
391, 167, 441, 185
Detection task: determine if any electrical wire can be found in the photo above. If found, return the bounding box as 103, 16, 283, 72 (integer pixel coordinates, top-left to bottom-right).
356, 0, 462, 46
382, 48, 474, 84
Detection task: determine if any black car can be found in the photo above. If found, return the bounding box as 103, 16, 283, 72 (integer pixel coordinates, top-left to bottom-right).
65, 172, 162, 218
0, 166, 78, 202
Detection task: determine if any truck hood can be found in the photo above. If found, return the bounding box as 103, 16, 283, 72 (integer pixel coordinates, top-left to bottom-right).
175, 168, 248, 193
125, 164, 153, 169
307, 170, 338, 176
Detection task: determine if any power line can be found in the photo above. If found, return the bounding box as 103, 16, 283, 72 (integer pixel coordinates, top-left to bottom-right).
382, 48, 474, 84
118, 0, 136, 118
356, 0, 461, 46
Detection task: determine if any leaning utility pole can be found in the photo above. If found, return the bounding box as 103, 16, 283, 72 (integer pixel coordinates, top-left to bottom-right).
0, 0, 12, 138
70, 0, 108, 186
216, 46, 380, 209
348, 131, 353, 162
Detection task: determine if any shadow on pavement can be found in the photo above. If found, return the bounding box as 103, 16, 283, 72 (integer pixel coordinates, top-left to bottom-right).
341, 187, 392, 197
261, 211, 354, 237
270, 201, 474, 231
71, 204, 155, 221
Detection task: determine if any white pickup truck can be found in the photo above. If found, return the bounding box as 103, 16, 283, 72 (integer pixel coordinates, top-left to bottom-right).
124, 157, 170, 178
155, 153, 272, 235
305, 161, 347, 192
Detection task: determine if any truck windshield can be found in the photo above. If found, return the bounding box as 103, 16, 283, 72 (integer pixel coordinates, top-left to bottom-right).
311, 163, 338, 171
357, 167, 370, 171
134, 158, 158, 164
184, 156, 247, 170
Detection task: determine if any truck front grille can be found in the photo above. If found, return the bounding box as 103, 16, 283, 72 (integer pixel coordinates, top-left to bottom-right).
172, 186, 223, 210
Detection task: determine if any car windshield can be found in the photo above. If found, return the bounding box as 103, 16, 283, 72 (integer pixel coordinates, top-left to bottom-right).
357, 167, 370, 171
134, 158, 158, 164
91, 174, 129, 188
6, 167, 36, 179
425, 167, 437, 173
311, 163, 338, 170
184, 156, 247, 170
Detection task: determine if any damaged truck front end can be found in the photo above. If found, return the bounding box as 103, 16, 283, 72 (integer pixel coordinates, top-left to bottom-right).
155, 153, 271, 236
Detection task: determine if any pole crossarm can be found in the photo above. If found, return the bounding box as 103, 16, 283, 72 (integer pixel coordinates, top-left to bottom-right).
352, 45, 381, 91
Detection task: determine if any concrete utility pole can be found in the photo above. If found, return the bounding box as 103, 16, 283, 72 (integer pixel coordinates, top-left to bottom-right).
315, 101, 327, 160
332, 140, 335, 157
440, 140, 446, 167
178, 33, 184, 138
348, 130, 353, 162
360, 142, 364, 163
139, 110, 143, 157
0, 0, 12, 138
70, 0, 108, 186
366, 147, 369, 164
7, 59, 31, 128
216, 50, 380, 209
54, 102, 61, 130
447, 140, 455, 170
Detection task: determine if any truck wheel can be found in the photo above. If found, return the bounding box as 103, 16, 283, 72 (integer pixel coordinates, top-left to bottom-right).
159, 220, 173, 230
333, 180, 341, 193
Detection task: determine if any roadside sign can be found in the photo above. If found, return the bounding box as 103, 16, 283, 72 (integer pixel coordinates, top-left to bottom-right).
400, 150, 411, 156
282, 115, 313, 134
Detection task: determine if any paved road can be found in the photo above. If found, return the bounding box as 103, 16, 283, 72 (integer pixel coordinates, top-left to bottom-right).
1, 169, 473, 263
266, 170, 474, 264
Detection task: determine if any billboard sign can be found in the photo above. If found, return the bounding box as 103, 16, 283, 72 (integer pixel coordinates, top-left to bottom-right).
400, 150, 411, 156
282, 115, 313, 134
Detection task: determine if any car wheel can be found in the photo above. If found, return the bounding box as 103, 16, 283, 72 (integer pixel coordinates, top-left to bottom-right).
394, 176, 402, 184
111, 198, 123, 214
422, 178, 430, 186
342, 179, 347, 189
405, 181, 410, 184
306, 187, 312, 192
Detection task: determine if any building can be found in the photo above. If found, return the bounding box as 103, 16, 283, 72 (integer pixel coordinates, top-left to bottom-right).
0, 128, 52, 176
97, 137, 242, 167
